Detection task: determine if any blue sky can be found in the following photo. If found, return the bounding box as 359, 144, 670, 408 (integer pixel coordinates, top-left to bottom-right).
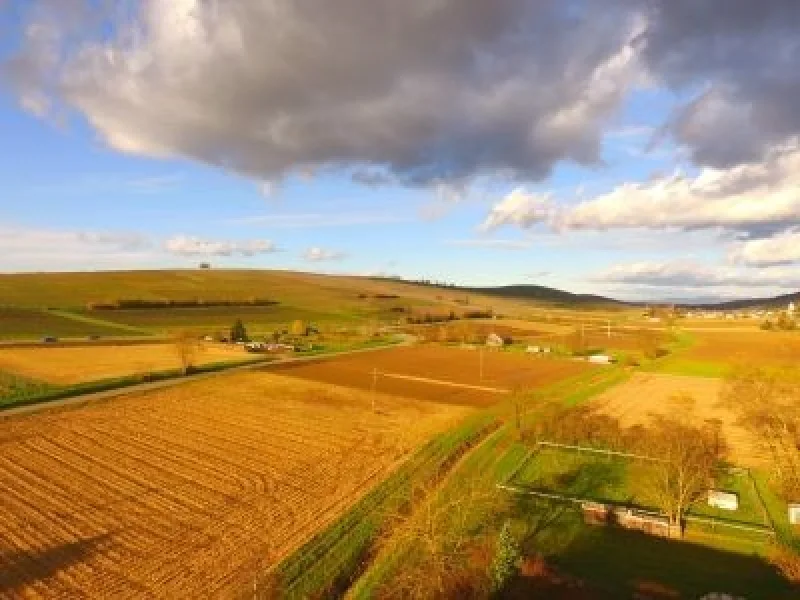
2, 1, 800, 302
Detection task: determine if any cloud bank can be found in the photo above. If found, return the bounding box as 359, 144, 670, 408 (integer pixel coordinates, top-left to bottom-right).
302, 247, 346, 262
164, 236, 278, 257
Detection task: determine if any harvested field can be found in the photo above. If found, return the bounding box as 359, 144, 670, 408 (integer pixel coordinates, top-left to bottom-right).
677, 330, 800, 368
592, 372, 764, 467
0, 371, 468, 598
0, 343, 252, 385
273, 345, 591, 406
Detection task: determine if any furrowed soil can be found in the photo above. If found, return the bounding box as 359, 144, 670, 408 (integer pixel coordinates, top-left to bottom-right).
0, 372, 468, 599
0, 343, 253, 385
273, 345, 592, 406
591, 372, 765, 467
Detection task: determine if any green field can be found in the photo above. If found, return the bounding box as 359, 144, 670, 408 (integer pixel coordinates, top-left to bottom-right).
509, 446, 771, 531
0, 307, 147, 340
0, 371, 56, 408
0, 269, 635, 339
337, 366, 793, 600
79, 305, 354, 332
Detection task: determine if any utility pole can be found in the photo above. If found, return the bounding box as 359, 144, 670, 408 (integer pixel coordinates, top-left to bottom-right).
479, 346, 484, 381
607, 319, 611, 339
371, 368, 378, 412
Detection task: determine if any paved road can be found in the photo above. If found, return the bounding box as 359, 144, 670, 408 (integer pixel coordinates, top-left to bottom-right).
0, 340, 411, 420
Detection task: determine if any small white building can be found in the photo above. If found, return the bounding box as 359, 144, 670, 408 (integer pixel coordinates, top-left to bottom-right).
486, 333, 504, 348
788, 503, 800, 525
789, 301, 796, 315
526, 345, 540, 354
708, 490, 739, 511
588, 354, 612, 365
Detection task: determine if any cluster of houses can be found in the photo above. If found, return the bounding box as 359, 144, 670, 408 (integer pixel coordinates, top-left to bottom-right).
684, 301, 796, 321
244, 341, 295, 353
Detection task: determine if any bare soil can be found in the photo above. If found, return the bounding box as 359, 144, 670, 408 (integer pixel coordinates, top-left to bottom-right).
0, 371, 467, 598
272, 345, 591, 406
592, 372, 765, 467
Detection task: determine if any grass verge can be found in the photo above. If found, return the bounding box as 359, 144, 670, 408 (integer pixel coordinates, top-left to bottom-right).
0, 356, 269, 412
264, 412, 500, 599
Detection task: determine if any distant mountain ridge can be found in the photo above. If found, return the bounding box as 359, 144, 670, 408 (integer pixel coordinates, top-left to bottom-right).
462, 284, 626, 306
684, 291, 800, 310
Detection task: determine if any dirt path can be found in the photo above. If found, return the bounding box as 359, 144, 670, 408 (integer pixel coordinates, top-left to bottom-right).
378, 372, 509, 393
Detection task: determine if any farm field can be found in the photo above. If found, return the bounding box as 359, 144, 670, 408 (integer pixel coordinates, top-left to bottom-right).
0, 342, 253, 385
0, 371, 469, 598
653, 329, 800, 376
592, 372, 764, 467
0, 307, 142, 340
273, 345, 593, 406
78, 305, 353, 332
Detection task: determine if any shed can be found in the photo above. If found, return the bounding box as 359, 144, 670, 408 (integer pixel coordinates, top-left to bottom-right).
788, 503, 800, 525
708, 490, 739, 511
588, 354, 612, 364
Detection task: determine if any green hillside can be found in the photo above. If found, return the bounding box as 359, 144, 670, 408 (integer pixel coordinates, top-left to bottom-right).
0, 269, 630, 338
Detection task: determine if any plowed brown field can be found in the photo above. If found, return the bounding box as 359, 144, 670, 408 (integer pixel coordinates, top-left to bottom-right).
0, 371, 468, 598
273, 345, 591, 406
0, 343, 252, 384
592, 372, 764, 467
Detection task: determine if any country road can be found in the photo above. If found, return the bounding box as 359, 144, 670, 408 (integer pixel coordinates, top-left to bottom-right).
0, 338, 413, 420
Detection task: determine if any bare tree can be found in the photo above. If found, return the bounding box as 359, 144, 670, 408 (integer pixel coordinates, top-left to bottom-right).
173, 331, 202, 375
374, 481, 503, 599
723, 365, 800, 498
642, 412, 720, 535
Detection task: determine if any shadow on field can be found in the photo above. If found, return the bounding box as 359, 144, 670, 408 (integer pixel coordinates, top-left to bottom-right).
0, 533, 112, 593
502, 464, 795, 599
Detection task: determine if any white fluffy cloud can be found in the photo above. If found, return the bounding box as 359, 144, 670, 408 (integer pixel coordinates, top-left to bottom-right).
164, 236, 278, 257
480, 143, 800, 235
559, 143, 800, 234
592, 260, 800, 289
480, 188, 554, 231
729, 229, 800, 267
302, 247, 346, 262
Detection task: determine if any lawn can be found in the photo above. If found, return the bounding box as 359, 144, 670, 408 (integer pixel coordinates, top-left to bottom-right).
508, 445, 772, 531
0, 371, 56, 408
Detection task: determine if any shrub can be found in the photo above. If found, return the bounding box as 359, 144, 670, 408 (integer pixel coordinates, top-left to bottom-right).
490, 521, 520, 594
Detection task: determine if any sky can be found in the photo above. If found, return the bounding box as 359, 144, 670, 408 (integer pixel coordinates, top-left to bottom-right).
1, 0, 800, 302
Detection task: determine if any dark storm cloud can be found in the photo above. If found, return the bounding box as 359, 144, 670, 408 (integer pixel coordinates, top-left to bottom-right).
2, 0, 642, 186
640, 0, 800, 167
